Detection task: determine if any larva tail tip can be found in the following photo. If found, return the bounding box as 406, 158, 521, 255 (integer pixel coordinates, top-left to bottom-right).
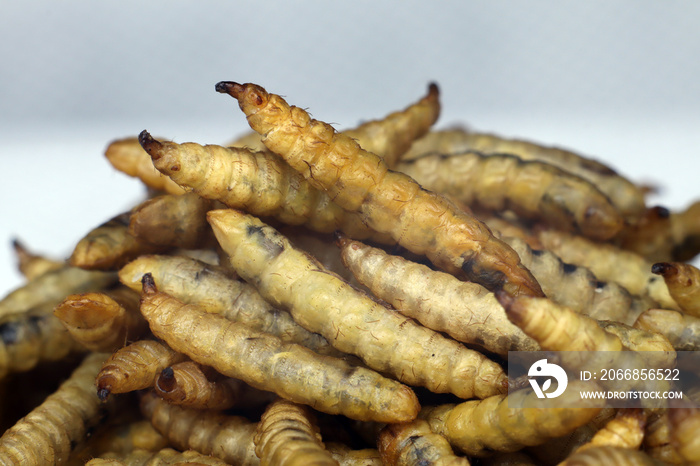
156, 366, 176, 393
138, 130, 162, 158
651, 262, 675, 276
215, 81, 244, 97
494, 288, 515, 309
428, 81, 440, 96
97, 387, 111, 402
141, 272, 157, 294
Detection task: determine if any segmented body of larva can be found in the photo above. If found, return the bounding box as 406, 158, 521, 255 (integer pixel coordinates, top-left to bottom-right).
208, 209, 509, 400
400, 129, 646, 219
254, 398, 338, 466
378, 419, 470, 466
140, 274, 420, 422
216, 81, 542, 297
397, 150, 622, 240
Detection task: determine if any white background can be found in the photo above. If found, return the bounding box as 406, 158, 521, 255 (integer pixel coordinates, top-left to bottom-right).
2, 1, 700, 296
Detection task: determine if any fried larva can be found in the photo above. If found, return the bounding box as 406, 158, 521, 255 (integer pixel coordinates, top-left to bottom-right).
96, 339, 188, 400
11, 239, 63, 281
85, 448, 231, 465
378, 419, 470, 465
670, 199, 700, 261
325, 443, 382, 466
397, 151, 622, 240
105, 136, 187, 195
0, 352, 110, 464
616, 206, 674, 262
119, 254, 343, 358
139, 131, 389, 242
337, 235, 538, 356
401, 128, 645, 219
254, 398, 338, 466
54, 287, 148, 353
0, 300, 87, 379
154, 361, 251, 411
495, 293, 624, 354
70, 212, 168, 271
216, 81, 542, 297
419, 381, 601, 457
128, 192, 217, 249
575, 408, 646, 453
558, 445, 660, 465
140, 274, 420, 422
0, 264, 116, 319
503, 235, 651, 325
668, 400, 700, 464
643, 410, 682, 464
537, 229, 677, 309
633, 308, 700, 351
140, 391, 259, 466
651, 261, 700, 317
208, 209, 508, 399
343, 83, 440, 168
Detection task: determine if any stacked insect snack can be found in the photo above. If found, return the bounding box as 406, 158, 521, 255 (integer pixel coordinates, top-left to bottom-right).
0, 79, 697, 465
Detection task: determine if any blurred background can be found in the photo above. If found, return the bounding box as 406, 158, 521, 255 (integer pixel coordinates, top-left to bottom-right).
2, 1, 700, 295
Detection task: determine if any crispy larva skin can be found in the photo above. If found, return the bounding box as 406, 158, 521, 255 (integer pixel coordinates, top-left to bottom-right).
154, 361, 242, 410
617, 206, 674, 263
668, 402, 700, 463
54, 287, 148, 353
119, 254, 342, 358
12, 239, 64, 281
401, 128, 646, 219
86, 448, 231, 465
651, 262, 700, 317
537, 229, 678, 310
0, 352, 110, 465
419, 381, 602, 457
216, 81, 542, 297
378, 419, 470, 466
575, 409, 646, 453
0, 264, 116, 320
128, 192, 217, 249
503, 235, 651, 325
496, 293, 625, 354
105, 136, 187, 195
140, 391, 259, 466
337, 236, 538, 356
325, 443, 382, 466
208, 209, 508, 399
397, 151, 622, 240
644, 411, 683, 464
139, 276, 420, 422
254, 398, 338, 466
343, 83, 440, 168
633, 308, 700, 351
70, 213, 167, 271
139, 132, 389, 242
558, 445, 661, 466
96, 339, 188, 399
0, 301, 87, 379
229, 83, 440, 169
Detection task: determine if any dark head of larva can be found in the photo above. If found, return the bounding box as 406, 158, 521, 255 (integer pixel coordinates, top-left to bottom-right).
562, 262, 578, 274
245, 224, 284, 258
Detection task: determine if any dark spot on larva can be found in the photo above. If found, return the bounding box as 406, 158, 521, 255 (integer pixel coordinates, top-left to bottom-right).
654, 206, 671, 219
461, 257, 506, 290
562, 262, 577, 274
0, 321, 20, 345
170, 165, 180, 172
246, 224, 284, 258
531, 249, 544, 257
595, 281, 606, 291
